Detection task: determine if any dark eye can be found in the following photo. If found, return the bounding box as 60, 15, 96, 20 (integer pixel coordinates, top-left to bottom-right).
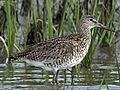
89, 18, 93, 21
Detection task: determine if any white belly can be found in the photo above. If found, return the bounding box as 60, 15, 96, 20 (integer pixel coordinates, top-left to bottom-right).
21, 59, 53, 71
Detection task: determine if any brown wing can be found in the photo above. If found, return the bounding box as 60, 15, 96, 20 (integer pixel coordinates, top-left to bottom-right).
25, 39, 77, 63
13, 34, 82, 63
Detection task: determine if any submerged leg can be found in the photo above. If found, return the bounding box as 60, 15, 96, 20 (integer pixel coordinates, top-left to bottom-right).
52, 70, 59, 84
71, 66, 75, 85
64, 69, 66, 83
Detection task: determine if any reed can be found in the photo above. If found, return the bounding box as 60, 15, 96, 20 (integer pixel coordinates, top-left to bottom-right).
0, 36, 9, 57
99, 74, 106, 90
58, 0, 67, 36
5, 0, 15, 57
46, 0, 53, 39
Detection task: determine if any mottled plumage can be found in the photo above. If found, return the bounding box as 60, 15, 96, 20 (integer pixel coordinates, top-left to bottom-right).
13, 34, 90, 71
9, 15, 109, 83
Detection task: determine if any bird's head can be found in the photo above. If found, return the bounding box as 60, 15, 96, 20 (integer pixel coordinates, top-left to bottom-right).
80, 15, 108, 30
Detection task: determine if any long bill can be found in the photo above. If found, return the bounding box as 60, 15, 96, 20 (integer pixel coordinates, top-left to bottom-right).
96, 22, 115, 32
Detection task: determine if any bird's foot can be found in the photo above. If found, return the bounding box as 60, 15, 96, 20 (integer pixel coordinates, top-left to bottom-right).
52, 79, 59, 85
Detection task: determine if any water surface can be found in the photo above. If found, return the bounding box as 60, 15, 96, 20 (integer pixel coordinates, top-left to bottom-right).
0, 46, 120, 90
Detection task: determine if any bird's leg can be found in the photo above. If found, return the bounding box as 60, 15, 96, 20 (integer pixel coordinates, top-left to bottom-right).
55, 70, 59, 83
64, 69, 66, 83
71, 66, 75, 85
67, 68, 72, 72
66, 67, 75, 85
52, 70, 59, 84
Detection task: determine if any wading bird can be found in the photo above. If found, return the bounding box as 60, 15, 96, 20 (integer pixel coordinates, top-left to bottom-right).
9, 15, 112, 84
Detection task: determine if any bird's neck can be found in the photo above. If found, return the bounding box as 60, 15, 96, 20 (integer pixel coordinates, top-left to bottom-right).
77, 24, 91, 37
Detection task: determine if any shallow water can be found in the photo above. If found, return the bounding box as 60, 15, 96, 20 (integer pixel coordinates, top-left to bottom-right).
0, 47, 120, 90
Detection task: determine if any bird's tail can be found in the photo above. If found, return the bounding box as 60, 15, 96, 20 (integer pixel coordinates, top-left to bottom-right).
7, 45, 35, 63
7, 51, 29, 63
6, 55, 17, 64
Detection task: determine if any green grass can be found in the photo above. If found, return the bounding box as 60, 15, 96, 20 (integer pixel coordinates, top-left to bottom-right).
47, 0, 53, 39
5, 0, 15, 57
